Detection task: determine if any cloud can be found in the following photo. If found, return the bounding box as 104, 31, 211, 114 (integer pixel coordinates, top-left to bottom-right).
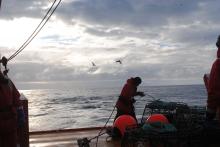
0, 0, 49, 19
57, 0, 203, 27
1, 0, 220, 88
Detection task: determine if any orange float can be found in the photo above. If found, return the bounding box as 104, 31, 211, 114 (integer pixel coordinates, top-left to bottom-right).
113, 115, 137, 137
146, 114, 169, 124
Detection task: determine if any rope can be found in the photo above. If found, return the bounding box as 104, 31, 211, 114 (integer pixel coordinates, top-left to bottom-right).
145, 92, 157, 100
93, 93, 155, 146
95, 105, 116, 147
8, 0, 62, 61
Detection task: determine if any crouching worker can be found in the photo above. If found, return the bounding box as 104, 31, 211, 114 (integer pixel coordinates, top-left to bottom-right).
0, 56, 25, 147
114, 77, 145, 123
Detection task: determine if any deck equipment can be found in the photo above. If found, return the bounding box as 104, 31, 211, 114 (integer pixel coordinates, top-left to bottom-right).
77, 99, 220, 147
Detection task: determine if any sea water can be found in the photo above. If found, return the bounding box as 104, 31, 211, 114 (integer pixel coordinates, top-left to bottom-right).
20, 84, 207, 132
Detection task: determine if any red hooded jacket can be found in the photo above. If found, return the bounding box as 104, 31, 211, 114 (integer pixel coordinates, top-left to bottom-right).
0, 77, 21, 147
0, 78, 21, 110
207, 48, 220, 110
116, 78, 138, 114
0, 77, 21, 132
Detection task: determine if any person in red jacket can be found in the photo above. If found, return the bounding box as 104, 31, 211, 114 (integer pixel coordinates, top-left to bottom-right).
114, 77, 145, 122
0, 56, 25, 147
206, 35, 220, 121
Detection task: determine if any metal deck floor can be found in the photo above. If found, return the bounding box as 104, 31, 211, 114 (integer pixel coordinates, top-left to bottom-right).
29, 127, 121, 147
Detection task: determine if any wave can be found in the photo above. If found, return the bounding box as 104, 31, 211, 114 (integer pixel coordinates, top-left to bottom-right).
23, 85, 207, 131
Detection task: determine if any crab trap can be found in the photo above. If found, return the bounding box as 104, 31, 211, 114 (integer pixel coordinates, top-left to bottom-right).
120, 100, 220, 147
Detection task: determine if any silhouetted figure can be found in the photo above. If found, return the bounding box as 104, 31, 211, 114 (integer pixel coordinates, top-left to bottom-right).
115, 60, 122, 64
205, 35, 220, 121
114, 77, 145, 122
0, 56, 25, 147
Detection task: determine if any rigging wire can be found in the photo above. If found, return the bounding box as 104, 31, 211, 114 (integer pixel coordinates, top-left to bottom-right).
8, 0, 62, 61
8, 0, 58, 60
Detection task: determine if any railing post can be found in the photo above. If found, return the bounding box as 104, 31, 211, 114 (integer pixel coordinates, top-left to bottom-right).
18, 93, 29, 147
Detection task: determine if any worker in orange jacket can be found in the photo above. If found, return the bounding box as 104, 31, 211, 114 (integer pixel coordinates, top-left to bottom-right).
205, 35, 220, 121
0, 56, 25, 147
115, 77, 145, 122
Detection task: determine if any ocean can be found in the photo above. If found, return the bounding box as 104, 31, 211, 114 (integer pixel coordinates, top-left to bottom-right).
20, 84, 207, 132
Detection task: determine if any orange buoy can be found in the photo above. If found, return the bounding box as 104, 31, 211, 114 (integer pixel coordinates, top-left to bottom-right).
146, 114, 169, 124
113, 115, 137, 137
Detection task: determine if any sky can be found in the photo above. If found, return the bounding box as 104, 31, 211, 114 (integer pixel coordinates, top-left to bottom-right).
0, 0, 220, 89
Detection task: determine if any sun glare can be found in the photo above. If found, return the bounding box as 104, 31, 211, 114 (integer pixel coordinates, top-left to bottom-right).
0, 18, 41, 48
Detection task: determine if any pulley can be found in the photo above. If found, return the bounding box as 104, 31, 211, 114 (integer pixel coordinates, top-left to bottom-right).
0, 56, 9, 75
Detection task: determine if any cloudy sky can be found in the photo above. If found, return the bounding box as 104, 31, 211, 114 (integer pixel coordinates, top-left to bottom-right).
0, 0, 220, 89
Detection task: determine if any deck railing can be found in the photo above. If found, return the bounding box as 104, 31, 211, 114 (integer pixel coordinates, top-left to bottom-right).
18, 93, 29, 147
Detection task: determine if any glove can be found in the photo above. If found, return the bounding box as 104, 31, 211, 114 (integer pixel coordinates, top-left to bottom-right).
206, 109, 216, 121
131, 98, 136, 103
17, 108, 25, 127
137, 92, 145, 97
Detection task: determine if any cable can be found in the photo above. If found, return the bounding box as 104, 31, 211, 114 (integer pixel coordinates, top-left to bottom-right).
8, 0, 58, 60
8, 0, 61, 60
145, 92, 157, 100
95, 105, 116, 147
140, 92, 160, 123
9, 0, 61, 61
84, 92, 154, 146
8, 0, 62, 61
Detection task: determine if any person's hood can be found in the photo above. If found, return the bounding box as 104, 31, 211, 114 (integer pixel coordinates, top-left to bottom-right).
217, 48, 220, 58
127, 78, 135, 85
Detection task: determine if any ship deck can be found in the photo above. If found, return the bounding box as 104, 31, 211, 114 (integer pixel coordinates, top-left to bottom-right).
29, 127, 121, 147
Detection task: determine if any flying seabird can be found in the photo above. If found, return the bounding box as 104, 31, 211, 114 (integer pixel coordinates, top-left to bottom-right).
92, 62, 96, 66
115, 60, 122, 64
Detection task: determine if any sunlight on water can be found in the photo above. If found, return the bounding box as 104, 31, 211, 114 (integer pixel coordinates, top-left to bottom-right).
20, 85, 207, 132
